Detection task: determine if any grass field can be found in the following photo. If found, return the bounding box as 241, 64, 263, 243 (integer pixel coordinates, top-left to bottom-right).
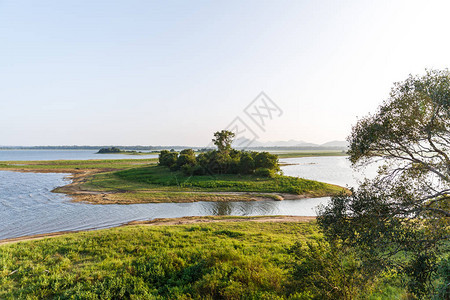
77, 165, 345, 203
94, 165, 344, 195
0, 158, 158, 172
0, 218, 405, 299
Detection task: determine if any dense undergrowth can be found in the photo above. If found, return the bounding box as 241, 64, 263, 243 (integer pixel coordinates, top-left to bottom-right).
0, 220, 409, 299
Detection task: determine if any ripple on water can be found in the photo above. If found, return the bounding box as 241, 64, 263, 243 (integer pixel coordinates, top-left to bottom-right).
1, 158, 368, 240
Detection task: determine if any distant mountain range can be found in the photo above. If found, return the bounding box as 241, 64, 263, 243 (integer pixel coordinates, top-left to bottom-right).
233, 138, 348, 149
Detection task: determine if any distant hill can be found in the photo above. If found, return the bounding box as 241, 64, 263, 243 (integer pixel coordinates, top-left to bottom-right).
320, 140, 348, 148
232, 138, 348, 150
233, 139, 319, 148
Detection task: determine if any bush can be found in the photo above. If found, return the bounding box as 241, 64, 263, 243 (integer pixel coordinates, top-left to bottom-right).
239, 152, 255, 174
255, 168, 276, 178
191, 165, 206, 176
177, 153, 196, 168
254, 152, 280, 171
288, 239, 369, 299
97, 147, 121, 153
159, 150, 178, 168
161, 148, 280, 177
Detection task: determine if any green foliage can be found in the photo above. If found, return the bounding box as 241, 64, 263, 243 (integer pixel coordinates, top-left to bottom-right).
0, 220, 410, 299
288, 239, 370, 300
0, 158, 158, 171
433, 257, 450, 299
239, 152, 255, 174
97, 147, 122, 153
212, 130, 235, 153
112, 165, 340, 195
176, 150, 196, 169
254, 152, 280, 172
254, 168, 276, 178
318, 69, 450, 298
0, 221, 316, 299
159, 150, 179, 169
158, 148, 281, 177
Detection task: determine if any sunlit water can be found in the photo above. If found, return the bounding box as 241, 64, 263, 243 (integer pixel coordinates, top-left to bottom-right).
281, 156, 379, 188
0, 154, 378, 240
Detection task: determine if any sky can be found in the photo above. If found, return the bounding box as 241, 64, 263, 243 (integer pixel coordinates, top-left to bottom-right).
1, 0, 450, 146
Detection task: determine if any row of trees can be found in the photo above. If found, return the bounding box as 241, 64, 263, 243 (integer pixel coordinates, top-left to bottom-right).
158, 131, 280, 176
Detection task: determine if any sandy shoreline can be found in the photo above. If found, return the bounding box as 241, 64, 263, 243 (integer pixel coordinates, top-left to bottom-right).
0, 215, 316, 245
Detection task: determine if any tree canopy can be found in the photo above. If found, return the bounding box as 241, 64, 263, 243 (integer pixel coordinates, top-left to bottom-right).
318, 69, 450, 298
158, 130, 280, 177
212, 130, 235, 153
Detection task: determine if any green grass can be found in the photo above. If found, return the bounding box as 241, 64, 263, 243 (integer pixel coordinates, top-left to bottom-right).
0, 220, 405, 299
84, 165, 344, 197
0, 221, 311, 299
0, 158, 158, 171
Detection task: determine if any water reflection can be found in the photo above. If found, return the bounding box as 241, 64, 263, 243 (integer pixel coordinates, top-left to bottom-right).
0, 169, 327, 239
199, 200, 279, 216
0, 156, 372, 240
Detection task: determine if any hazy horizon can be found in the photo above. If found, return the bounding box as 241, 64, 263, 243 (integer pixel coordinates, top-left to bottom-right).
0, 138, 347, 148
2, 0, 450, 146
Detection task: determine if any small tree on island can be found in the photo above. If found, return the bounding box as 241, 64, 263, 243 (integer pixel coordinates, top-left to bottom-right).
212, 130, 235, 154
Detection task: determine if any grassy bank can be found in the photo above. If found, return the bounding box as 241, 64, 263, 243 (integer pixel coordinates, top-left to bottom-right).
0, 158, 158, 172
0, 218, 404, 299
75, 165, 345, 204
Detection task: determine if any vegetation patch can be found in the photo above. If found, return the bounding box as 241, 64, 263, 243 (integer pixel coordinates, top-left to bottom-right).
0, 220, 408, 299
83, 165, 344, 197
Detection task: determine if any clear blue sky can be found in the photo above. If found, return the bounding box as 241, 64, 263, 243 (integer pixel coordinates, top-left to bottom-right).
1, 0, 449, 146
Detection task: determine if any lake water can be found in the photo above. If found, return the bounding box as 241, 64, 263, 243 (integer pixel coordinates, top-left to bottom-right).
0, 152, 377, 240
281, 156, 378, 188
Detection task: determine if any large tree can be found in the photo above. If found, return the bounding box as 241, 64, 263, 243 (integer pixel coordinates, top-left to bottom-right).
318, 69, 449, 298
212, 130, 235, 153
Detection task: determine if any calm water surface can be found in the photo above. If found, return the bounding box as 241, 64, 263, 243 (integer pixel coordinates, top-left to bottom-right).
0, 154, 377, 240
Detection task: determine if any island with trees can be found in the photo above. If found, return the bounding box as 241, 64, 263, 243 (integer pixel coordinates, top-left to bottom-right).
0, 131, 345, 204
96, 147, 156, 155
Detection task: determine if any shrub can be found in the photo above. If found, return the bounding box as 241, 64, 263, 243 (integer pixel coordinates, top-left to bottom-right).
161, 147, 280, 177
239, 152, 255, 174
255, 168, 276, 178
254, 152, 280, 171
159, 150, 178, 168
